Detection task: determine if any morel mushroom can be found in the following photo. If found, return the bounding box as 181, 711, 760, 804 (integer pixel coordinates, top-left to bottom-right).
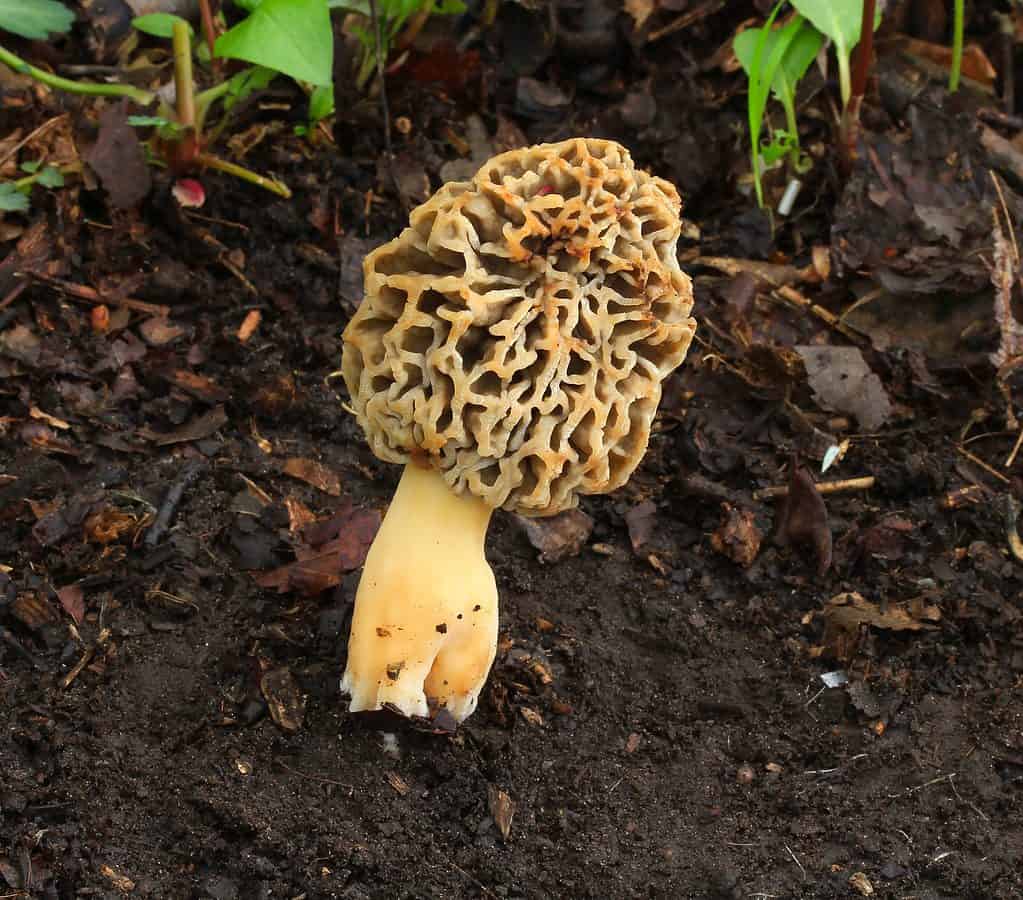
340, 138, 696, 722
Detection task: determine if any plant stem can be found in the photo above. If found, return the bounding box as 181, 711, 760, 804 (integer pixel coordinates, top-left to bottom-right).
194, 79, 232, 134
197, 153, 291, 197
782, 95, 800, 171
949, 0, 964, 92
0, 43, 155, 105
172, 20, 196, 130
199, 0, 220, 74
840, 0, 876, 172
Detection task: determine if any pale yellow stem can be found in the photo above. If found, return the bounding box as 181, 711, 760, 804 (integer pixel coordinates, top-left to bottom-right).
341, 463, 498, 721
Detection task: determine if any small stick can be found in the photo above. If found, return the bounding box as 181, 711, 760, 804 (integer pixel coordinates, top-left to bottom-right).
0, 280, 28, 311
955, 445, 1012, 485
61, 628, 110, 689
22, 272, 170, 317
198, 153, 292, 198
754, 476, 874, 500
145, 460, 208, 547
1005, 425, 1023, 468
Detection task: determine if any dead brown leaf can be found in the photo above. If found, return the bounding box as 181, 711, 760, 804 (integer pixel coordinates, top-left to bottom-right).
152, 405, 228, 446
488, 785, 515, 841
56, 584, 85, 625
774, 460, 832, 575
513, 508, 593, 563
710, 503, 762, 567
795, 346, 892, 431
84, 504, 137, 544
260, 666, 306, 732
282, 457, 341, 496
85, 101, 151, 209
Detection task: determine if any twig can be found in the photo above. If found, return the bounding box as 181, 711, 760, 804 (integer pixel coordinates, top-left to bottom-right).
22, 272, 170, 317
61, 628, 110, 689
784, 845, 806, 880
1006, 427, 1023, 468
0, 113, 67, 170
0, 280, 28, 311
145, 460, 208, 547
955, 445, 1011, 485
754, 476, 874, 500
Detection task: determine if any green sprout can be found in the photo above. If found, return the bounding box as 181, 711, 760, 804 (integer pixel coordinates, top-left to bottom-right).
734, 9, 822, 209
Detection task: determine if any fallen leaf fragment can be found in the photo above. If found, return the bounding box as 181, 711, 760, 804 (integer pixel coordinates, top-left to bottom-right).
260, 667, 307, 732
710, 503, 762, 567
825, 591, 941, 632
849, 871, 874, 896
488, 785, 515, 841
84, 504, 137, 544
12, 592, 59, 630
85, 102, 151, 209
625, 732, 641, 753
56, 584, 85, 625
795, 346, 892, 431
99, 864, 135, 892
152, 405, 228, 445
139, 316, 186, 347
514, 508, 593, 562
774, 461, 832, 575
283, 457, 341, 496
625, 500, 657, 553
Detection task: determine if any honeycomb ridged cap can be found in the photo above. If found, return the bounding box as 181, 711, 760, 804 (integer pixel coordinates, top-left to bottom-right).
342, 138, 696, 516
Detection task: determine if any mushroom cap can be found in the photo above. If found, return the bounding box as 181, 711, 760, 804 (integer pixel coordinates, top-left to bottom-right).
342, 138, 696, 516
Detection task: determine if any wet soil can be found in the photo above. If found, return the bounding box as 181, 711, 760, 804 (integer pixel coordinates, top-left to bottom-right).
3, 4, 1023, 899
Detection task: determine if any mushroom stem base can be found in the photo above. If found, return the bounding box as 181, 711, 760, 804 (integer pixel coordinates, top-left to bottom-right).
341, 463, 498, 721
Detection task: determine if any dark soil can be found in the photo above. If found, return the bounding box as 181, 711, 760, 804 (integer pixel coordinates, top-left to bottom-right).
2, 3, 1023, 899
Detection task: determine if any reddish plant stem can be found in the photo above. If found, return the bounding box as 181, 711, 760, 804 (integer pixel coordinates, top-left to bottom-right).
841, 0, 877, 173
199, 0, 221, 76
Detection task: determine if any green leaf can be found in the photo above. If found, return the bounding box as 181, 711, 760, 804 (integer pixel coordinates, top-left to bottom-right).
789, 0, 881, 62
224, 65, 278, 111
36, 165, 64, 188
20, 160, 41, 173
215, 0, 333, 86
233, 0, 262, 9
760, 131, 797, 166
308, 83, 335, 122
734, 19, 823, 106
132, 13, 193, 38
0, 0, 74, 39
328, 0, 369, 11
0, 182, 30, 212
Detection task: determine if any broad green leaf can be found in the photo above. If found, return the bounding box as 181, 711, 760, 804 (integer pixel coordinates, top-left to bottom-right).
224, 65, 278, 111
132, 13, 193, 38
308, 84, 335, 122
233, 0, 262, 9
20, 160, 41, 174
734, 19, 823, 105
0, 0, 74, 39
0, 183, 29, 212
789, 0, 881, 59
215, 0, 333, 87
36, 165, 64, 188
